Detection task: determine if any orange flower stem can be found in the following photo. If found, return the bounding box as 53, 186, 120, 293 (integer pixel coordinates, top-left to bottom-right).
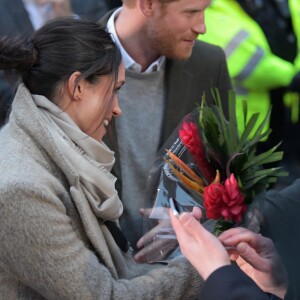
165, 149, 205, 187
212, 170, 221, 184
163, 158, 204, 195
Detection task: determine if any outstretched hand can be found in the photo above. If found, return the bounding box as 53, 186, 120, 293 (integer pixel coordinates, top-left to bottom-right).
169, 207, 230, 280
219, 227, 288, 299
169, 205, 288, 299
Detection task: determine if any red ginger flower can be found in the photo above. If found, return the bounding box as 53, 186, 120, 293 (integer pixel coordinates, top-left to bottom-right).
179, 122, 214, 183
203, 183, 225, 220
203, 174, 247, 223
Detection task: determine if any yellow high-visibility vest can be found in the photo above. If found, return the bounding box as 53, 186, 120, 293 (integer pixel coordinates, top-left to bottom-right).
200, 0, 300, 135
285, 0, 300, 123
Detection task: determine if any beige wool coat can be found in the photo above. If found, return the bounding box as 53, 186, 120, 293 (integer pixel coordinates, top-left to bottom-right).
0, 84, 203, 299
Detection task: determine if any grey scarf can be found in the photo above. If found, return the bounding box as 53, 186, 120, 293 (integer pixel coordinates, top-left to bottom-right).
33, 94, 123, 221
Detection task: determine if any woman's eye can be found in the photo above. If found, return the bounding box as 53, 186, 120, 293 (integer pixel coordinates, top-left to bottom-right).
114, 82, 124, 94
115, 87, 122, 94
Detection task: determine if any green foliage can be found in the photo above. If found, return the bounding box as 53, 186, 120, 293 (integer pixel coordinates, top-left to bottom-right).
214, 219, 235, 237
199, 88, 287, 199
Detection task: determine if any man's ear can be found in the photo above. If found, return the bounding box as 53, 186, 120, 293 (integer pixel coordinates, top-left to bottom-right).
68, 71, 83, 101
140, 0, 155, 16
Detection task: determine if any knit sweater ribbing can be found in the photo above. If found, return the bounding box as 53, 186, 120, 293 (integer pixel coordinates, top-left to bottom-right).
116, 69, 165, 246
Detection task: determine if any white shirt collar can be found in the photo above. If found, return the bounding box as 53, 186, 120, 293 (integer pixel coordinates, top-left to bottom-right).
107, 8, 165, 73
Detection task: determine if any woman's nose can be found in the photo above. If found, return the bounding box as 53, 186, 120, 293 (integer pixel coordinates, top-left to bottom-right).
112, 98, 122, 117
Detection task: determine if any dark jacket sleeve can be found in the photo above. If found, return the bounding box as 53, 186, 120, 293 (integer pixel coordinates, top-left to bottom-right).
200, 265, 281, 300
259, 179, 300, 300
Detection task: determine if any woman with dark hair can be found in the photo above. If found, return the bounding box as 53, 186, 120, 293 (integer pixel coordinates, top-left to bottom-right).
0, 17, 201, 299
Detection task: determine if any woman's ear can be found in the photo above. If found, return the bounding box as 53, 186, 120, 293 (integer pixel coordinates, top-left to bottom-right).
68, 71, 83, 101
140, 0, 155, 16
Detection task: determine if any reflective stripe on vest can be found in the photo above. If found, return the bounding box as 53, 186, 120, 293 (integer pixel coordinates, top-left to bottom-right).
223, 29, 265, 86
235, 46, 264, 82
224, 30, 250, 58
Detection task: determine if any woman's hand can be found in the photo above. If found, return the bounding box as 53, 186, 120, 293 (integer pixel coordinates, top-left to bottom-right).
219, 228, 288, 299
169, 207, 230, 280
134, 208, 178, 263
134, 206, 202, 263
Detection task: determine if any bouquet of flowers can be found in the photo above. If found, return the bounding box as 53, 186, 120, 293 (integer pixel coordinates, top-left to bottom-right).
145, 89, 287, 241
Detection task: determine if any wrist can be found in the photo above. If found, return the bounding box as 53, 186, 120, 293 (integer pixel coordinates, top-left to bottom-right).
269, 286, 287, 300
200, 261, 231, 281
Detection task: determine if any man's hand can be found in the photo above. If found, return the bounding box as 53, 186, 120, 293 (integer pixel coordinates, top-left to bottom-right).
219, 227, 288, 299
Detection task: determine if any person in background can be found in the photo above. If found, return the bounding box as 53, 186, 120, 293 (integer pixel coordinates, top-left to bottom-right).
0, 0, 110, 126
169, 207, 288, 300
200, 0, 300, 187
100, 0, 232, 261
0, 17, 202, 299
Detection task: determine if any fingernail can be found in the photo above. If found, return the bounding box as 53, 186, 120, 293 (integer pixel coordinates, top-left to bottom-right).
134, 254, 140, 261
179, 212, 191, 225
169, 198, 179, 216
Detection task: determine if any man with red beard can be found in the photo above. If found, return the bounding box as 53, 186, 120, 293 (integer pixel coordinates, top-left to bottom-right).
101, 0, 232, 261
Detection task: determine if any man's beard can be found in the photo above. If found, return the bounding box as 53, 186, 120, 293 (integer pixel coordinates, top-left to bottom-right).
146, 23, 194, 60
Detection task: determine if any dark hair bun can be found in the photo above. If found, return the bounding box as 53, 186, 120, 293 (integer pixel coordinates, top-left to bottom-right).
0, 36, 38, 73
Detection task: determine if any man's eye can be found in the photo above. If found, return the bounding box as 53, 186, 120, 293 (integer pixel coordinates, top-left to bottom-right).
186, 10, 201, 15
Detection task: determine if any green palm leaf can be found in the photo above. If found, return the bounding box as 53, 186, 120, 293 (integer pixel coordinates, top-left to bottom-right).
199, 89, 287, 193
